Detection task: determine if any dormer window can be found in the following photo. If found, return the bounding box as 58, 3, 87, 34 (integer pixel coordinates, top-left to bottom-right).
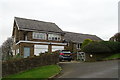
33, 32, 46, 40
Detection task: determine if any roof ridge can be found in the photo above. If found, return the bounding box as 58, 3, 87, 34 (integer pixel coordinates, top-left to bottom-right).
14, 17, 54, 24
64, 31, 96, 36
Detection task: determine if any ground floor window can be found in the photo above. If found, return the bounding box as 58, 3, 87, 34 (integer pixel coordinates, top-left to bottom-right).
12, 50, 15, 55
16, 48, 19, 55
77, 43, 82, 49
34, 45, 48, 56
52, 46, 64, 52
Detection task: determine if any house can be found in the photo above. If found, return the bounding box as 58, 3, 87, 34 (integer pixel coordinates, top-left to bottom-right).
12, 17, 102, 58
12, 17, 67, 58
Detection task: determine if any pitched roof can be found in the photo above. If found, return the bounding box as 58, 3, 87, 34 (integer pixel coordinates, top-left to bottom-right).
64, 31, 102, 43
14, 17, 63, 33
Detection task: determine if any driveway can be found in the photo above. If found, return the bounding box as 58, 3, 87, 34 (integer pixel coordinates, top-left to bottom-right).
58, 60, 119, 78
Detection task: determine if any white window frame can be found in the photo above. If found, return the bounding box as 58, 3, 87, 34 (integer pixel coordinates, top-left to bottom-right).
33, 32, 47, 40
12, 50, 15, 55
13, 37, 16, 42
48, 34, 61, 41
25, 35, 28, 41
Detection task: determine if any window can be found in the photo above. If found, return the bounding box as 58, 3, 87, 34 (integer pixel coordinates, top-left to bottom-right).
48, 34, 61, 41
16, 49, 19, 55
13, 37, 16, 42
23, 32, 28, 41
33, 32, 46, 40
12, 50, 15, 55
77, 43, 81, 49
25, 35, 27, 40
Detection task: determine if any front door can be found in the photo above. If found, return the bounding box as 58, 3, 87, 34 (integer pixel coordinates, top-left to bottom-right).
24, 47, 30, 58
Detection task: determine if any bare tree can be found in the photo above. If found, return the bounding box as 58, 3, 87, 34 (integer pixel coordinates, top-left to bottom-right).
114, 32, 120, 42
109, 32, 120, 42
1, 37, 13, 61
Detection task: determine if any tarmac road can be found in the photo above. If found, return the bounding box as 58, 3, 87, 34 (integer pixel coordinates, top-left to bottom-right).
58, 60, 119, 78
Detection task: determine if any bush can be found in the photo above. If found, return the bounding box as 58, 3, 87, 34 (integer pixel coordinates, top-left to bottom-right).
81, 39, 92, 49
82, 41, 120, 54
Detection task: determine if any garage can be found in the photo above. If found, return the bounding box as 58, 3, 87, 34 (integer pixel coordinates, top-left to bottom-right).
34, 45, 48, 56
52, 46, 64, 52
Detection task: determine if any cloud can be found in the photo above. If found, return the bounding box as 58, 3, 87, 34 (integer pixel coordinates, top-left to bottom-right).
0, 0, 119, 45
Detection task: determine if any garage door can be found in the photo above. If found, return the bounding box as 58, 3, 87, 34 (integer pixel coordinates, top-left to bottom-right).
52, 46, 64, 52
34, 45, 48, 56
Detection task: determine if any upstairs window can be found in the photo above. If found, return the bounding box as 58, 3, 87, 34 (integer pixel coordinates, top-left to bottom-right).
13, 37, 16, 42
48, 34, 61, 41
23, 32, 28, 41
33, 32, 46, 40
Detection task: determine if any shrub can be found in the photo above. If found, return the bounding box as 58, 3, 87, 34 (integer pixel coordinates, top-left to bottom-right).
81, 39, 92, 49
82, 41, 120, 54
81, 41, 112, 54
99, 41, 120, 53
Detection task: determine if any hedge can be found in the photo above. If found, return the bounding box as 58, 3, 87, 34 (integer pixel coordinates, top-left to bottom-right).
2, 53, 59, 77
81, 41, 120, 54
99, 41, 120, 53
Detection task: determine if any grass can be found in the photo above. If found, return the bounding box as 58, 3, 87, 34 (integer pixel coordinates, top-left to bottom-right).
103, 53, 120, 60
3, 65, 61, 79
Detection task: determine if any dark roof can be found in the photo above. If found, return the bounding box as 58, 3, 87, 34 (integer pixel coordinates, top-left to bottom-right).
64, 31, 102, 43
14, 17, 63, 33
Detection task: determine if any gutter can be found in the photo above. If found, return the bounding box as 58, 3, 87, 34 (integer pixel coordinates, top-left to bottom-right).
16, 40, 67, 46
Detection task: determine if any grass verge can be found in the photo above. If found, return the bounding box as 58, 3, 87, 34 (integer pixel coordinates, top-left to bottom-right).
103, 53, 120, 60
2, 65, 61, 79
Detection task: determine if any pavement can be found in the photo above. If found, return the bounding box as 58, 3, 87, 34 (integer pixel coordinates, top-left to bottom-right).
58, 60, 119, 78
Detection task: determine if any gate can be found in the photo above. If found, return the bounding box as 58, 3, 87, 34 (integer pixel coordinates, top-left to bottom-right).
77, 52, 86, 61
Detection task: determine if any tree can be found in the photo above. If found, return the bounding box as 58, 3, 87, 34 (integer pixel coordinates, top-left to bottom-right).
1, 37, 13, 61
81, 39, 92, 49
109, 32, 120, 42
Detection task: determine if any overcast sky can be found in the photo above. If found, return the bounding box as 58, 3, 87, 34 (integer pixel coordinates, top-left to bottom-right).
0, 0, 119, 46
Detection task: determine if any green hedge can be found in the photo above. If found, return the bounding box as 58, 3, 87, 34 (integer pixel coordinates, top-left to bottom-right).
100, 41, 120, 53
2, 53, 59, 77
81, 41, 120, 54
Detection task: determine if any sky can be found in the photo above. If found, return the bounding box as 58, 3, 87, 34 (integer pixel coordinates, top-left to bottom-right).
0, 0, 119, 46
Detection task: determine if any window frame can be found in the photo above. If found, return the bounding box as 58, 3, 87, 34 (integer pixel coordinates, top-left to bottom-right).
16, 48, 19, 55
77, 43, 81, 49
33, 32, 47, 40
48, 34, 61, 41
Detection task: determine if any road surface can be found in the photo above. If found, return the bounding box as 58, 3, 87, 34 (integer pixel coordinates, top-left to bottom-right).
58, 60, 119, 78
